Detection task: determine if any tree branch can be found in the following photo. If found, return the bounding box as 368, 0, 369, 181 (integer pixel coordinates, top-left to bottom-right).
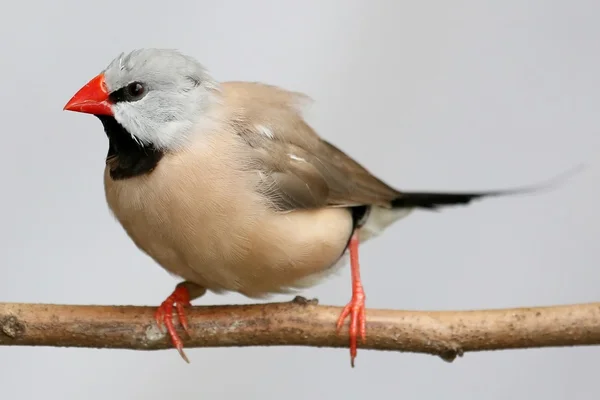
1, 298, 599, 362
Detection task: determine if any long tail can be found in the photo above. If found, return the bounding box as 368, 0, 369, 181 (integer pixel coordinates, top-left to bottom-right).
390, 164, 584, 210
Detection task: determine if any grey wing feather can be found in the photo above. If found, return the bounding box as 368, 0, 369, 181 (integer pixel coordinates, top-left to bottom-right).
233, 118, 401, 211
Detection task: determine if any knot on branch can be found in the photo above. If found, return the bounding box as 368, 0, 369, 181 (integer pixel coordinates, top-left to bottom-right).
290, 295, 319, 306
438, 342, 464, 362
1, 315, 25, 339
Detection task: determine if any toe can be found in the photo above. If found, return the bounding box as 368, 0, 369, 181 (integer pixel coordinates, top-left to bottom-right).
176, 302, 190, 334
358, 304, 367, 343
336, 304, 352, 332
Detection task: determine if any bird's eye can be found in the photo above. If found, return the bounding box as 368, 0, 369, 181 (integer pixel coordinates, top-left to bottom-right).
126, 82, 146, 100
108, 82, 148, 104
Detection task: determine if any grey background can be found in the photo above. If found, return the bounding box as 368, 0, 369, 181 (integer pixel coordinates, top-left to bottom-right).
1, 1, 599, 399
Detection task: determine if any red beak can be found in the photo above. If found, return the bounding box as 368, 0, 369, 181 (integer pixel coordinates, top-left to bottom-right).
63, 73, 113, 116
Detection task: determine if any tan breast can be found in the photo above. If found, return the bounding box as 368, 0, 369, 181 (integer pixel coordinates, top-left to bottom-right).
103, 132, 353, 297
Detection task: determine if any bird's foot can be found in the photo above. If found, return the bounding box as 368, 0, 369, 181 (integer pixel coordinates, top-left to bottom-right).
154, 284, 192, 363
336, 286, 366, 368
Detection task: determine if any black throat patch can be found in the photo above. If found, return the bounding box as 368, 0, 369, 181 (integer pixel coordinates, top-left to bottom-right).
96, 115, 164, 180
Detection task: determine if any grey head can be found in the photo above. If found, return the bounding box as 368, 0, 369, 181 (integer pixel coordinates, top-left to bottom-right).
102, 48, 220, 150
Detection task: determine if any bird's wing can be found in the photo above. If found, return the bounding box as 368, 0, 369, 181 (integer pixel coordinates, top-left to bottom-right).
221, 81, 401, 211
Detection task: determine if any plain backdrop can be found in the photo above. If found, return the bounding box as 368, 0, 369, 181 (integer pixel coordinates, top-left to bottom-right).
1, 1, 599, 399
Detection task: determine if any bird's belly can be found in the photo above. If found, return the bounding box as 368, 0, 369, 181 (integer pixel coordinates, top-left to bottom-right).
103, 166, 353, 297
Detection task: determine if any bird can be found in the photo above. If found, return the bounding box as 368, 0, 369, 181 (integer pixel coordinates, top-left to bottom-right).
62, 48, 575, 366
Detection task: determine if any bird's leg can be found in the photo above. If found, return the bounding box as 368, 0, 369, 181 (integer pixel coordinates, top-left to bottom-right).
336, 230, 366, 367
154, 281, 206, 363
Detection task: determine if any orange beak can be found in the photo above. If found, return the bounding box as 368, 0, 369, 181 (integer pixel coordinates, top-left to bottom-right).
63, 73, 113, 116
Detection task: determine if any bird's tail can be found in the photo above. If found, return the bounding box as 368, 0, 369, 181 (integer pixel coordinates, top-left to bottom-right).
357, 164, 584, 244
390, 163, 584, 211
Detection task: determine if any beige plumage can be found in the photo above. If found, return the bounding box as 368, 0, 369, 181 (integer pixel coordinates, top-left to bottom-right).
63, 49, 567, 366
104, 81, 403, 297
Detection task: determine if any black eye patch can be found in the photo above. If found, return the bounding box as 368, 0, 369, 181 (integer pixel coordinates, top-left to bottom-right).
109, 81, 148, 103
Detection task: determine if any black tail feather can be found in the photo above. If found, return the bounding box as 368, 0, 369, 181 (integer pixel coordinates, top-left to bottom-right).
391, 192, 492, 209
390, 164, 584, 210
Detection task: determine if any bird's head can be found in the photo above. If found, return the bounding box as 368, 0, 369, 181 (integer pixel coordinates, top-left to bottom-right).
64, 48, 219, 150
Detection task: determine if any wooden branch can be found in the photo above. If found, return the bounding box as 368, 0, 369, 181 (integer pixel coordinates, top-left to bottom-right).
1, 298, 599, 363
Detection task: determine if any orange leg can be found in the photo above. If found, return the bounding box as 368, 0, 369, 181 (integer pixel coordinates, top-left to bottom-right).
154, 283, 192, 363
336, 230, 366, 367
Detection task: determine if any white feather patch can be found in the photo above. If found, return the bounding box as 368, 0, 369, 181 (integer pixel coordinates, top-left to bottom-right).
287, 153, 306, 162
255, 124, 274, 139
359, 206, 413, 243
